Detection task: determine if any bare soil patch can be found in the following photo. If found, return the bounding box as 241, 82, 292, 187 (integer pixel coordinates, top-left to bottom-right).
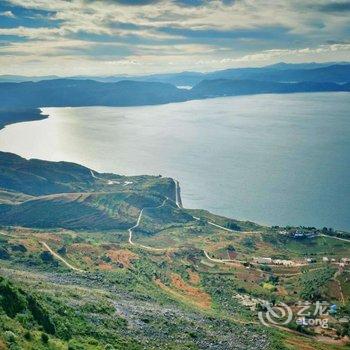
98, 262, 113, 271
107, 249, 138, 268
170, 273, 211, 309
187, 269, 200, 285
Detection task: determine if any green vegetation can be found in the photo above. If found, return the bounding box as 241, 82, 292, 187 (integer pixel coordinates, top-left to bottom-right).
0, 152, 349, 349
298, 267, 336, 301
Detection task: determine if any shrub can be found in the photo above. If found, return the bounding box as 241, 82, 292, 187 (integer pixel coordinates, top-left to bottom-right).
40, 251, 54, 263
226, 222, 241, 231
10, 244, 27, 253
4, 331, 16, 343
0, 248, 10, 260
27, 295, 56, 335
260, 264, 272, 272
299, 267, 335, 301
0, 278, 27, 317
227, 244, 236, 251
105, 345, 115, 350
68, 341, 85, 350
24, 331, 32, 341
242, 237, 255, 249
57, 247, 67, 255
41, 333, 49, 344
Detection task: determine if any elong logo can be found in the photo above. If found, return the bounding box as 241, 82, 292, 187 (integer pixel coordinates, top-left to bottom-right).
258, 302, 293, 327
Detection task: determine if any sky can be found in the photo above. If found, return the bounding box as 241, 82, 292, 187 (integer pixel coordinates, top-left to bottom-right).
0, 0, 349, 76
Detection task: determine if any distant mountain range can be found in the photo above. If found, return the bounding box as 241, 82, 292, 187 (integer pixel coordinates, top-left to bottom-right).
0, 79, 188, 108
1, 62, 349, 85
191, 79, 350, 99
136, 63, 350, 86
0, 77, 349, 109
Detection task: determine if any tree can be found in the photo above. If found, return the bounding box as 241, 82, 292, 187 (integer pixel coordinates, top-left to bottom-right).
41, 333, 49, 344
57, 246, 67, 255
40, 251, 54, 262
242, 237, 255, 249
0, 248, 10, 260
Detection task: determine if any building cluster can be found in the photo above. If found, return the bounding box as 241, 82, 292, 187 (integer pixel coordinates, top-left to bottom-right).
252, 257, 295, 266
339, 258, 350, 268
253, 256, 350, 267
278, 229, 317, 239
306, 257, 350, 266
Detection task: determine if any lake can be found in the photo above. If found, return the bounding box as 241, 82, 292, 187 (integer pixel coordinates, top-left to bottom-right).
0, 92, 349, 230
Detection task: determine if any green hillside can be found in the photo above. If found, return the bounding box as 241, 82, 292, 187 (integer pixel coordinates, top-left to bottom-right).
0, 152, 186, 231
0, 152, 349, 350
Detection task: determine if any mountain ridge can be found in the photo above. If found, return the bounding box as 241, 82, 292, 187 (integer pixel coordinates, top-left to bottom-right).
0, 77, 348, 109
1, 62, 349, 85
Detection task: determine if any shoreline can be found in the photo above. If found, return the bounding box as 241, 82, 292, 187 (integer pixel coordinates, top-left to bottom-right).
0, 108, 48, 130
0, 96, 349, 232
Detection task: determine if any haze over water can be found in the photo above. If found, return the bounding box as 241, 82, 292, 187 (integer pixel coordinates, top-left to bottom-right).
0, 92, 349, 230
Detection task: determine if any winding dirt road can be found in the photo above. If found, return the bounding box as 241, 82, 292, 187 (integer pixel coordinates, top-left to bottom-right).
127, 177, 183, 250
320, 233, 350, 243
40, 241, 85, 273
203, 250, 245, 264
192, 216, 238, 233
128, 198, 169, 251
2, 233, 85, 273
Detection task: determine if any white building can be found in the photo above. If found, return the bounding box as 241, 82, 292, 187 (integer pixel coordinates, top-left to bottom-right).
253, 257, 272, 264
273, 259, 294, 266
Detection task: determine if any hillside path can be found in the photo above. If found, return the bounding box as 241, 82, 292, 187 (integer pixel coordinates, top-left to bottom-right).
203, 250, 245, 265
128, 198, 169, 251
40, 241, 85, 273
192, 216, 239, 233
320, 234, 350, 243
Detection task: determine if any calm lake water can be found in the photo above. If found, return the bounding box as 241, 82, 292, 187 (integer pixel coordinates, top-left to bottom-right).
0, 92, 349, 230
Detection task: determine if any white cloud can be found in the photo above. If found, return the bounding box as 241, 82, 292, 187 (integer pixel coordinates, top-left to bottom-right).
1, 0, 350, 75
220, 44, 350, 63
1, 41, 349, 76
0, 10, 16, 18
6, 0, 349, 34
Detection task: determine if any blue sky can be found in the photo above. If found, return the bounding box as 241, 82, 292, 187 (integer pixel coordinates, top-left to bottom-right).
0, 0, 349, 76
